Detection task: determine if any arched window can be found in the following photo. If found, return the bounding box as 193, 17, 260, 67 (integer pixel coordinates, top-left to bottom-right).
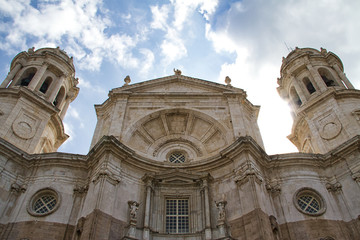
303, 77, 316, 94
318, 68, 338, 87
39, 77, 52, 94
53, 87, 65, 107
290, 87, 302, 107
17, 67, 37, 87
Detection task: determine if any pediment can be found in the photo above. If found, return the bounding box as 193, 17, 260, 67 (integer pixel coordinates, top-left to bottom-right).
112, 75, 244, 95
142, 169, 211, 185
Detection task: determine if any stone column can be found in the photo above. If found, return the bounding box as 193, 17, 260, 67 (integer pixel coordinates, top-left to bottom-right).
0, 62, 22, 88
143, 180, 152, 240
49, 75, 65, 103
306, 63, 328, 92
60, 91, 75, 119
202, 179, 212, 240
28, 63, 48, 90
332, 64, 354, 89
290, 75, 307, 103
58, 101, 68, 120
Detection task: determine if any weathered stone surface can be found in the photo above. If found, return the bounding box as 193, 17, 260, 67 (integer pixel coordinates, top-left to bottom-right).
0, 47, 360, 240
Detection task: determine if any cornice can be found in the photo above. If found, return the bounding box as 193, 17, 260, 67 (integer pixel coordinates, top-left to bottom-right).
1, 134, 359, 182
0, 87, 59, 114
269, 135, 360, 168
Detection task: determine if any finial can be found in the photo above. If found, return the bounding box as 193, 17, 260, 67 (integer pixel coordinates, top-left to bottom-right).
124, 75, 131, 85
173, 68, 182, 75
28, 47, 35, 54
320, 47, 327, 55
225, 76, 231, 86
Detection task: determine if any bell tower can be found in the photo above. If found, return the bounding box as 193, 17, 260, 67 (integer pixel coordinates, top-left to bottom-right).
277, 47, 360, 154
0, 47, 79, 153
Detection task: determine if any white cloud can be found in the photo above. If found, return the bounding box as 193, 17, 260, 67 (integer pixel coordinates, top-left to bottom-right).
150, 4, 171, 31
0, 0, 148, 71
139, 48, 155, 75
149, 0, 218, 64
77, 76, 107, 95
206, 0, 360, 154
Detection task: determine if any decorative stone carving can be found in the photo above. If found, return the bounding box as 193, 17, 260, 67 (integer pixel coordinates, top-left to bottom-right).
225, 76, 231, 86
215, 200, 227, 223
10, 182, 27, 194
28, 47, 35, 54
320, 47, 328, 55
74, 184, 89, 195
12, 111, 38, 139
266, 182, 281, 194
128, 200, 139, 221
92, 164, 121, 185
317, 113, 342, 140
124, 75, 131, 85
326, 182, 342, 193
235, 163, 263, 186
173, 68, 181, 75
352, 171, 360, 182
269, 215, 279, 232
352, 110, 360, 121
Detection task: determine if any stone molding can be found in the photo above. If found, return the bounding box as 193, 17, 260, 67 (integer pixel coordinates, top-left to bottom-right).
234, 163, 263, 186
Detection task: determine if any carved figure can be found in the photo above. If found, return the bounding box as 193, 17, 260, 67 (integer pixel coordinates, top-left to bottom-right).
215, 200, 227, 221
173, 68, 182, 75
128, 200, 139, 220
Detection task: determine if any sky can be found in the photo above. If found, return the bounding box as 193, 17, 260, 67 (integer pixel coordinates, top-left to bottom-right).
1, 0, 360, 155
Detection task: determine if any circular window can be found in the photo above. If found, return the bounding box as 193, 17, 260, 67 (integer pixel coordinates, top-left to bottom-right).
27, 188, 60, 216
169, 152, 186, 163
293, 188, 326, 216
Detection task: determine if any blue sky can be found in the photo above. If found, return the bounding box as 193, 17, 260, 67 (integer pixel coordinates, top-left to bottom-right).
1, 0, 360, 155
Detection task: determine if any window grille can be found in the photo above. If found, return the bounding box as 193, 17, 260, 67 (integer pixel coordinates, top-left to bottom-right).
297, 195, 320, 214
166, 199, 189, 233
27, 188, 60, 216
34, 194, 57, 214
169, 152, 186, 163
293, 188, 326, 216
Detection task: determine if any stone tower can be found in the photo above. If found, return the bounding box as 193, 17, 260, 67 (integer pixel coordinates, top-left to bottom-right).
277, 47, 360, 154
0, 47, 79, 153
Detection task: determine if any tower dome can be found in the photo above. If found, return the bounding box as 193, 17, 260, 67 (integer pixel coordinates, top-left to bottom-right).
277, 47, 360, 153
0, 47, 79, 153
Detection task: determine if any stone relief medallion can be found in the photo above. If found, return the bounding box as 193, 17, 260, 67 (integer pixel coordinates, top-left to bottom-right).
317, 112, 342, 140
12, 111, 37, 139
320, 121, 342, 140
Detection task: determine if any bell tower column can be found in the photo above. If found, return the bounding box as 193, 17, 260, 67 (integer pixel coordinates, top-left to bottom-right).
0, 62, 23, 88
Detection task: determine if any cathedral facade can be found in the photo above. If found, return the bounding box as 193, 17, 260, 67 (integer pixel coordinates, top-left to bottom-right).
0, 47, 359, 240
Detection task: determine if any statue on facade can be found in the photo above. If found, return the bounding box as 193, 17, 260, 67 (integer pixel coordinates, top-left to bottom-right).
173, 68, 182, 75
215, 200, 227, 222
128, 200, 139, 220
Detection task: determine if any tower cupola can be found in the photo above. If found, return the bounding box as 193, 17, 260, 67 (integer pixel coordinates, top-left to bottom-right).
277, 47, 360, 154
0, 47, 79, 153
